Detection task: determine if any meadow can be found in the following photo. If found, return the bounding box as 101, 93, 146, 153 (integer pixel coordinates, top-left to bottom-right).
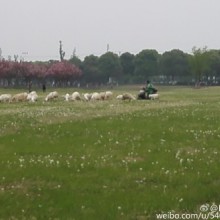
0, 86, 220, 220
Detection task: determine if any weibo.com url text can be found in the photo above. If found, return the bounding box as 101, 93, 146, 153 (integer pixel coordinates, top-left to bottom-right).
156, 212, 220, 219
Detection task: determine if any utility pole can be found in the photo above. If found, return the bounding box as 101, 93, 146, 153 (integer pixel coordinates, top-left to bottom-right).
59, 40, 65, 61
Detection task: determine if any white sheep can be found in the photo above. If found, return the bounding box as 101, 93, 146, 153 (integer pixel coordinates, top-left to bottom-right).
149, 93, 159, 100
27, 91, 38, 102
105, 91, 113, 100
83, 93, 92, 101
45, 91, 59, 101
116, 93, 136, 101
71, 91, 81, 101
116, 94, 123, 100
91, 92, 101, 101
0, 94, 12, 102
64, 93, 70, 101
99, 92, 106, 100
12, 92, 28, 102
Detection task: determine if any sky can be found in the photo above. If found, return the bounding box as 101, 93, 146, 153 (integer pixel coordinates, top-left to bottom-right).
1, 0, 220, 61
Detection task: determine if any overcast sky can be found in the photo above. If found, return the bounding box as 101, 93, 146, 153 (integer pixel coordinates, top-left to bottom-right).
1, 0, 220, 61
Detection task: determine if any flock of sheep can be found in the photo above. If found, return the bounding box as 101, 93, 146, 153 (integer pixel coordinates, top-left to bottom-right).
0, 90, 159, 103
0, 91, 39, 103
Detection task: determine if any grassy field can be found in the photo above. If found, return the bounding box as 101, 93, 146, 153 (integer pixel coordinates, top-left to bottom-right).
0, 86, 220, 219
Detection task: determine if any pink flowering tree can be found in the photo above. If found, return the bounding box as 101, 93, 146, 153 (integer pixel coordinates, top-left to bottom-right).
32, 63, 49, 84
0, 60, 18, 86
46, 61, 82, 86
0, 60, 49, 87
19, 62, 33, 83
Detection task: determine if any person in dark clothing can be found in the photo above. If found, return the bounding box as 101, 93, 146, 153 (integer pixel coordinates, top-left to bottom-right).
137, 81, 158, 100
146, 80, 157, 99
42, 83, 46, 93
28, 81, 32, 93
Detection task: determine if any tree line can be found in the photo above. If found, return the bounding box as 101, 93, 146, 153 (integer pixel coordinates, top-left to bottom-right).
1, 47, 220, 88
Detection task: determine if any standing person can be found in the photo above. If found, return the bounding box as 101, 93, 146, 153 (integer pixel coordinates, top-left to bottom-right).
42, 83, 46, 93
146, 80, 157, 99
28, 81, 32, 93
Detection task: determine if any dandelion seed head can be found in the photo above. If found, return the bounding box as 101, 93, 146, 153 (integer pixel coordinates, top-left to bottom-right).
118, 206, 122, 210
179, 198, 183, 202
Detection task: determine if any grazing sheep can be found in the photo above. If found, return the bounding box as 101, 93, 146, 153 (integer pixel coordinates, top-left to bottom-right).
122, 93, 136, 100
105, 91, 113, 100
83, 93, 92, 101
71, 91, 81, 101
116, 93, 136, 101
12, 92, 28, 102
64, 93, 70, 101
99, 92, 106, 100
91, 92, 101, 101
149, 93, 159, 100
0, 94, 12, 102
45, 91, 59, 101
116, 94, 123, 100
63, 92, 81, 101
27, 91, 38, 102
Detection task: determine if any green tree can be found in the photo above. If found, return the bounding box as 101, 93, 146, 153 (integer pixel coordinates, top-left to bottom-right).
69, 55, 82, 68
82, 55, 102, 84
134, 49, 159, 83
205, 50, 220, 84
98, 52, 122, 83
160, 49, 191, 84
189, 46, 209, 86
119, 52, 135, 83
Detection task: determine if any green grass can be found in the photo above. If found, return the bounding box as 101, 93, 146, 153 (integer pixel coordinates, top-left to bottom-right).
0, 86, 220, 219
